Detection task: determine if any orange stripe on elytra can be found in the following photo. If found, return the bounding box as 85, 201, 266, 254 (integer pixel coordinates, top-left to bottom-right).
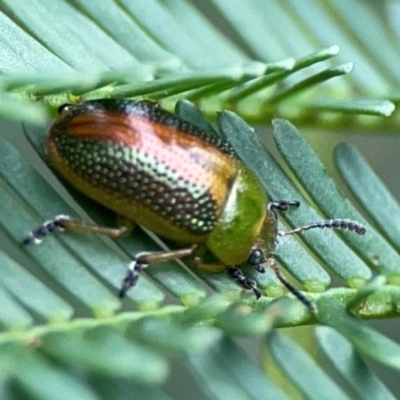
51, 110, 239, 208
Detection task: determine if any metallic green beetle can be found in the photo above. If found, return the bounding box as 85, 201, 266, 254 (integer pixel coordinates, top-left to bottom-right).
24, 99, 366, 312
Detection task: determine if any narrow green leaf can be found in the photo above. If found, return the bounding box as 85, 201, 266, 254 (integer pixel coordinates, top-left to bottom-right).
346, 275, 387, 312
268, 62, 354, 104
250, 0, 319, 57
41, 1, 144, 72
309, 99, 395, 116
263, 58, 298, 73
218, 112, 370, 287
316, 326, 397, 400
273, 119, 400, 279
179, 295, 231, 325
2, 343, 98, 400
267, 330, 351, 400
3, 73, 99, 95
266, 286, 400, 323
292, 45, 341, 70
0, 250, 73, 322
0, 11, 70, 73
216, 337, 288, 399
126, 317, 220, 353
91, 378, 174, 400
175, 100, 219, 135
0, 287, 33, 330
185, 60, 294, 101
163, 1, 247, 64
0, 93, 49, 123
2, 65, 154, 94
214, 303, 274, 336
71, 0, 175, 65
162, 81, 229, 102
267, 296, 316, 327
187, 355, 253, 400
0, 372, 11, 400
111, 66, 268, 98
41, 328, 168, 382
228, 46, 339, 102
214, 296, 311, 333
1, 0, 107, 73
286, 0, 388, 92
119, 0, 221, 68
29, 73, 116, 97
187, 336, 287, 400
335, 143, 400, 252
327, 0, 400, 84
211, 0, 288, 60
316, 296, 400, 369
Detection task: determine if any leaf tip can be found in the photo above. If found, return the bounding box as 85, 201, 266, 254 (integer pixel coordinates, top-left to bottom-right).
328, 44, 340, 56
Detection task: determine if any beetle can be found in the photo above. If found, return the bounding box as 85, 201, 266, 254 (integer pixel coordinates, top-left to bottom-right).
24, 99, 366, 312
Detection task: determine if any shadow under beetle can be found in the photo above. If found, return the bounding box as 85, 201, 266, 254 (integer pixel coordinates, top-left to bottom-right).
24, 99, 366, 313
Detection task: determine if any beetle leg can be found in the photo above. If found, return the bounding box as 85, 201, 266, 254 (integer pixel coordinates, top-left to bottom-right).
23, 215, 131, 245
226, 267, 262, 299
247, 247, 316, 313
195, 261, 226, 272
268, 200, 300, 212
194, 257, 226, 272
265, 258, 316, 313
119, 260, 145, 298
119, 246, 197, 298
192, 245, 226, 272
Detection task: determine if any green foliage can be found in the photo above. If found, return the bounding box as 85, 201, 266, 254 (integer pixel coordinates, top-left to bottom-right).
0, 0, 399, 126
0, 1, 399, 399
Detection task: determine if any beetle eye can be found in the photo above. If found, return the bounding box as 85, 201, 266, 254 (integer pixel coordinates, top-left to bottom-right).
57, 103, 74, 115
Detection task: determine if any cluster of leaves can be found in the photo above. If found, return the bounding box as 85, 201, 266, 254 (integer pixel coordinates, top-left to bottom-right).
0, 0, 399, 125
0, 0, 400, 399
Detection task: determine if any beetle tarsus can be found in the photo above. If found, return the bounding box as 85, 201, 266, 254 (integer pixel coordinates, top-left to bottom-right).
247, 248, 317, 313
119, 260, 147, 298
22, 215, 71, 245
227, 266, 261, 299
268, 200, 300, 212
119, 247, 196, 298
252, 286, 262, 299
119, 271, 135, 298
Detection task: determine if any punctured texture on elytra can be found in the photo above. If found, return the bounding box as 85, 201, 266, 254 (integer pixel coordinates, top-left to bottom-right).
48, 100, 244, 244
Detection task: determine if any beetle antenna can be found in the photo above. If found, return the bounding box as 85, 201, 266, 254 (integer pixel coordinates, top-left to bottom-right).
278, 218, 366, 237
